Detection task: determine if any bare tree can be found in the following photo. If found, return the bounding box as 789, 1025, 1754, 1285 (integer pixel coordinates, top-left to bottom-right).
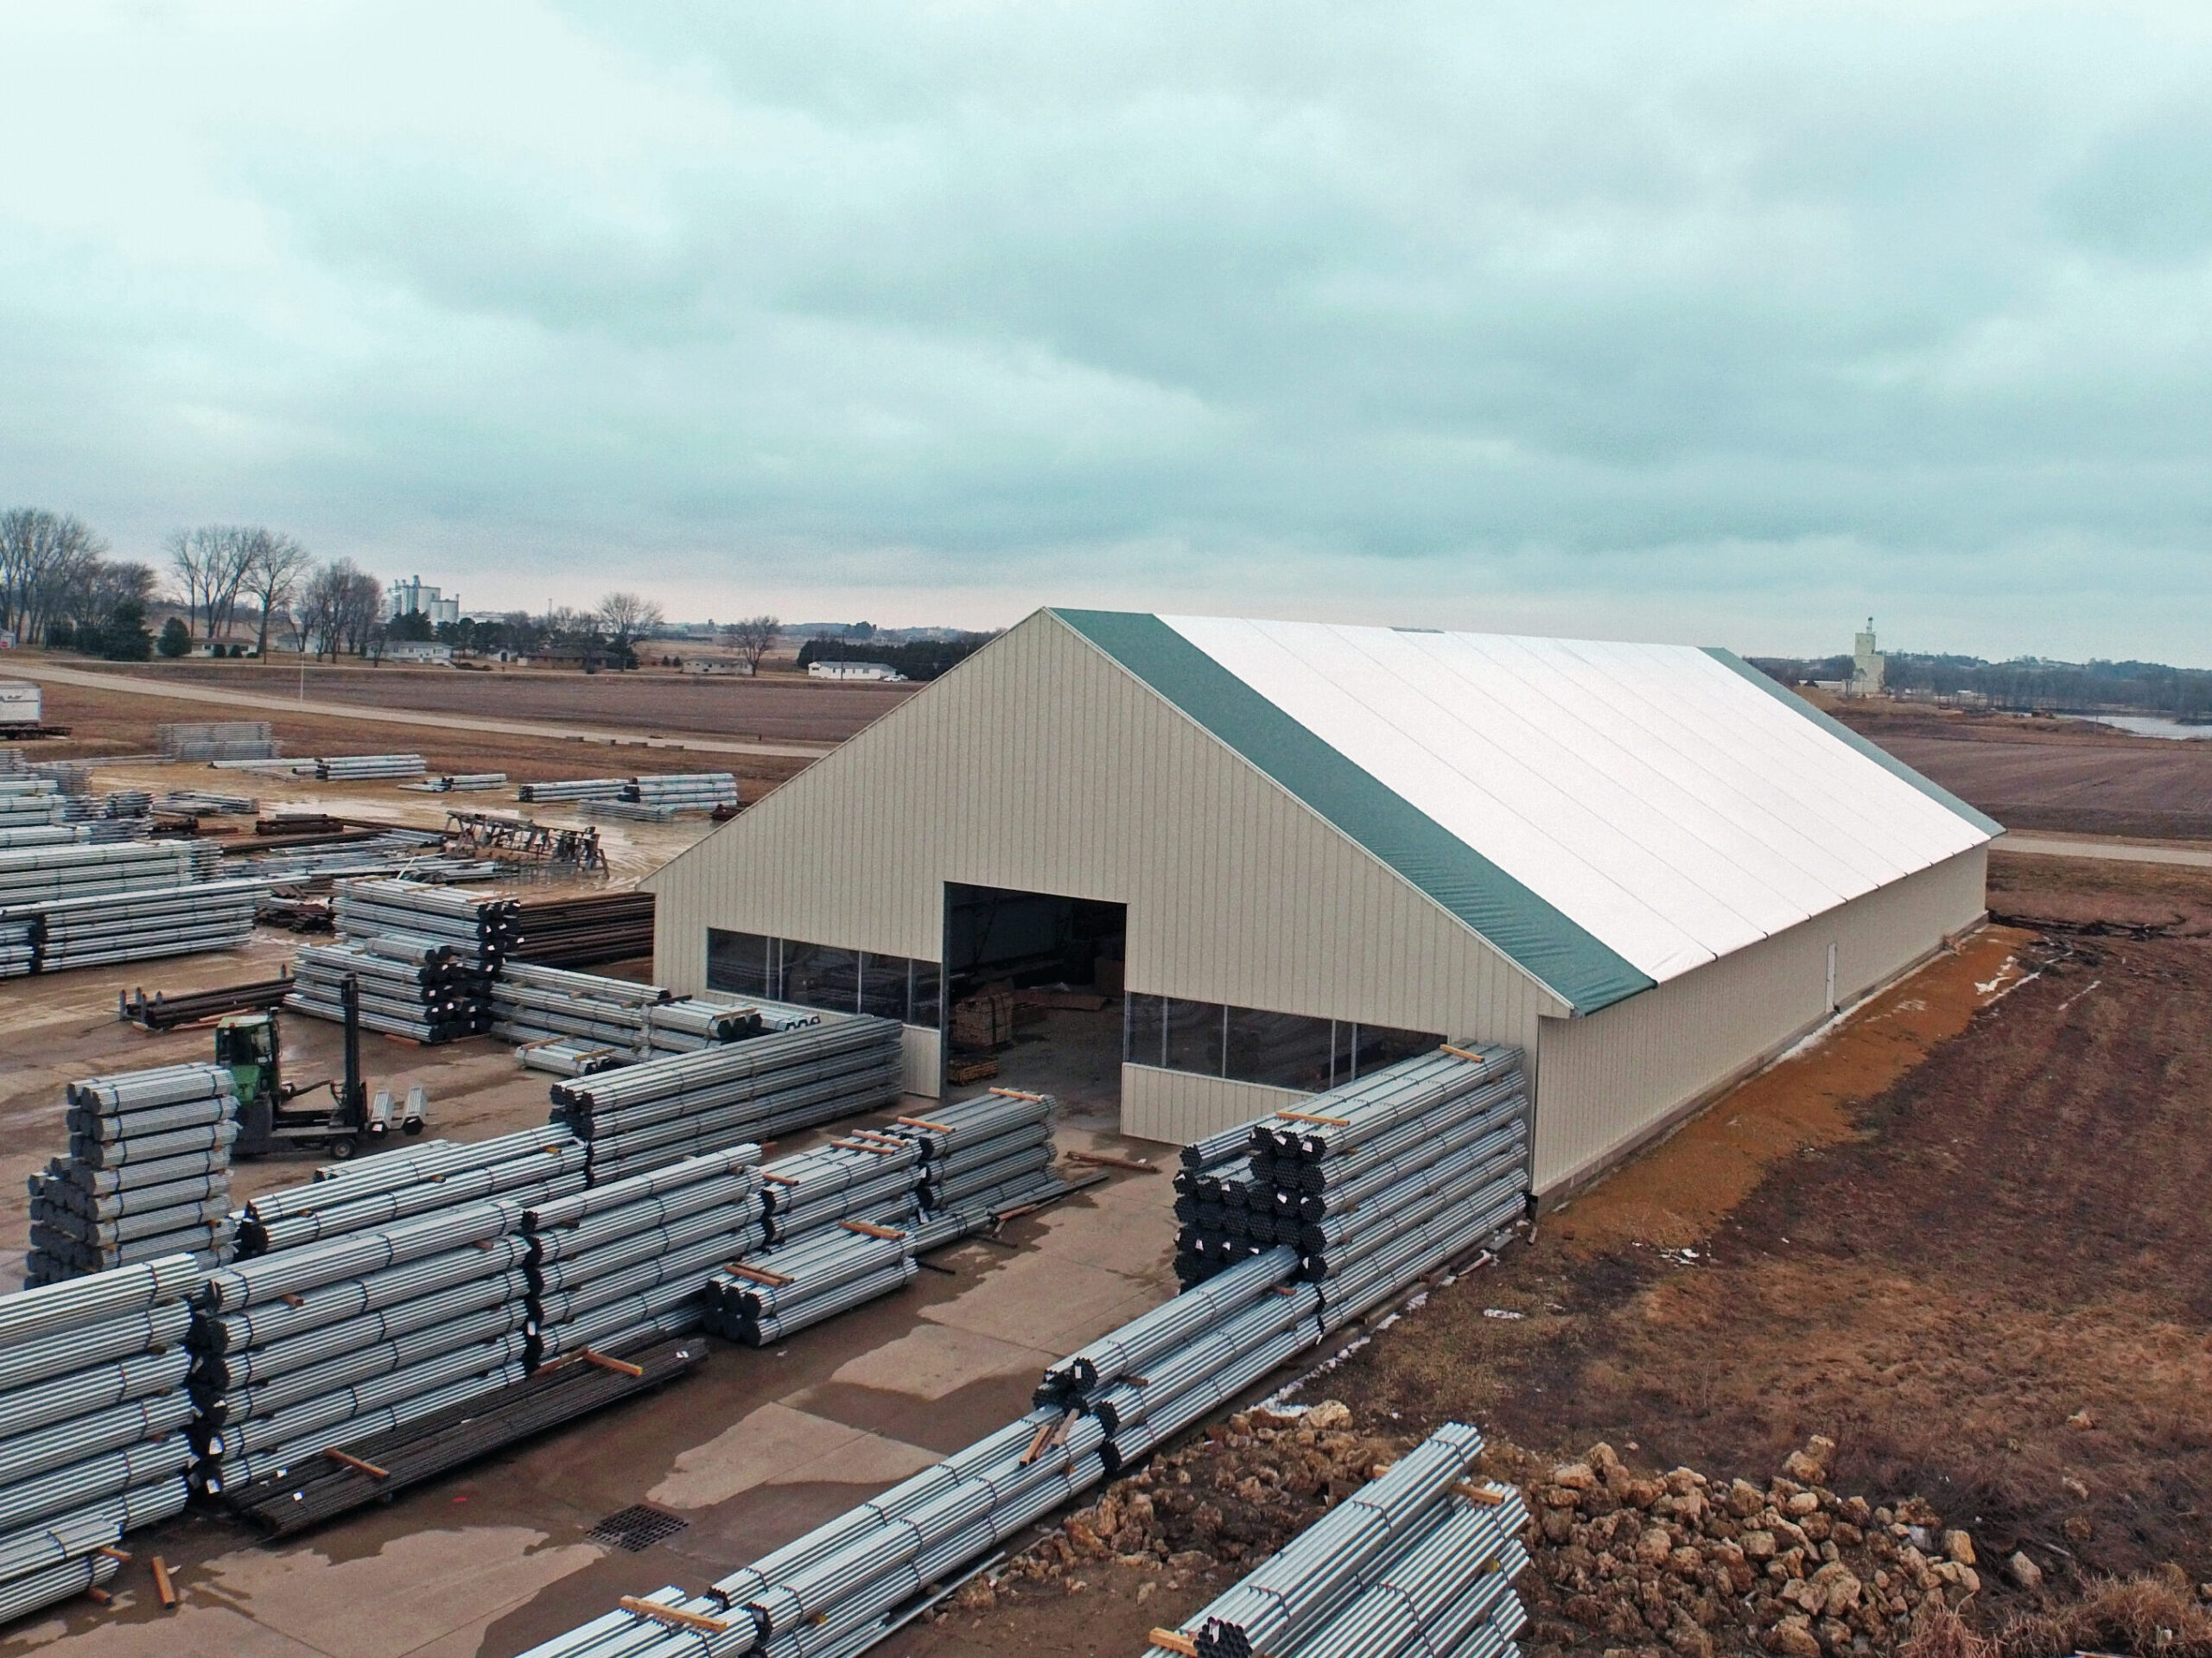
2, 509, 106, 642
721, 615, 781, 676
243, 531, 312, 657
296, 558, 378, 661
593, 592, 664, 661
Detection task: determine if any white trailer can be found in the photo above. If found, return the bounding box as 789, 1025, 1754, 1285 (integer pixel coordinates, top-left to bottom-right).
0, 681, 41, 729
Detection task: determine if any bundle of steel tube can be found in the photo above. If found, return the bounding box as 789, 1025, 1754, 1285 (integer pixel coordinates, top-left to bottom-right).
287, 880, 521, 1039
398, 773, 508, 793
187, 1194, 535, 1493
704, 1091, 1074, 1349
313, 754, 428, 781
521, 1147, 765, 1367
547, 1013, 903, 1183
289, 938, 494, 1042
517, 777, 630, 804
156, 791, 259, 815
0, 841, 220, 905
25, 1064, 241, 1286
493, 964, 816, 1066
505, 891, 656, 969
577, 798, 679, 823
1176, 1046, 1530, 1293
232, 1126, 588, 1258
505, 1054, 1529, 1658
624, 772, 740, 811
1144, 1422, 1529, 1658
0, 779, 66, 829
0, 1255, 201, 1626
0, 877, 267, 979
0, 824, 88, 850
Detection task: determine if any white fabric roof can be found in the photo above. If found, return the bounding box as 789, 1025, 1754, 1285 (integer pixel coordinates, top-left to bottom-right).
1162, 616, 1993, 985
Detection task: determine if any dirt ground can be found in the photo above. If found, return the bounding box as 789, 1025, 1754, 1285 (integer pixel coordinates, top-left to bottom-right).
59, 658, 914, 746
4, 676, 818, 797
1832, 704, 2212, 840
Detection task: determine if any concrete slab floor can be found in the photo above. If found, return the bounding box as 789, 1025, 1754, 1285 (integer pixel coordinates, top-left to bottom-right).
0, 958, 1183, 1658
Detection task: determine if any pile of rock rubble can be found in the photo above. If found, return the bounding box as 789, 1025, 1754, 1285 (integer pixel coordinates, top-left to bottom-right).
955, 1410, 1993, 1658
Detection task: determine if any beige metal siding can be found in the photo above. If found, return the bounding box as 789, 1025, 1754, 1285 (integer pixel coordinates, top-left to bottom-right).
645, 611, 1563, 1115
1532, 847, 1987, 1197
1122, 1064, 1309, 1147
899, 1027, 941, 1097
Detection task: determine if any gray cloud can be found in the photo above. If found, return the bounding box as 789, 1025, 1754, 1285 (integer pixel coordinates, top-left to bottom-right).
0, 2, 2208, 660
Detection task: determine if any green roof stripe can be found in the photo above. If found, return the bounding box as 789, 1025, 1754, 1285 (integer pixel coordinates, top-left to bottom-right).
1699, 648, 2005, 837
1052, 608, 1654, 1015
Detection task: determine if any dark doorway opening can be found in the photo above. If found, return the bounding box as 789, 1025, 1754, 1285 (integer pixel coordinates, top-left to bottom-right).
943, 884, 1127, 1130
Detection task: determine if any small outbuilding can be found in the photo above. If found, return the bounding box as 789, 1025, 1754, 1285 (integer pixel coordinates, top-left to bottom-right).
641, 610, 1998, 1200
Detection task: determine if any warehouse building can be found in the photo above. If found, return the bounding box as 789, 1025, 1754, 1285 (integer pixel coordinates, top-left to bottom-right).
641, 610, 1999, 1200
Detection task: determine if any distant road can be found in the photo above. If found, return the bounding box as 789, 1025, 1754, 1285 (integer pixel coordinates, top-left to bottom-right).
9, 660, 837, 759
1995, 832, 2212, 869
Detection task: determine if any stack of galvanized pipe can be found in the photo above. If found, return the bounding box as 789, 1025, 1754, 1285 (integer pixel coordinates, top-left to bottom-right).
289, 937, 493, 1042
1176, 1046, 1529, 1299
704, 1090, 1074, 1346
232, 1128, 588, 1259
186, 1196, 535, 1495
546, 1013, 903, 1183
492, 963, 816, 1073
625, 772, 739, 812
0, 1258, 200, 1624
899, 1089, 1060, 1229
516, 1056, 1535, 1658
0, 842, 264, 979
287, 880, 519, 1040
25, 1064, 240, 1286
516, 777, 627, 804
314, 754, 427, 781
0, 777, 67, 824
521, 1147, 765, 1368
518, 1402, 1111, 1658
1144, 1422, 1529, 1658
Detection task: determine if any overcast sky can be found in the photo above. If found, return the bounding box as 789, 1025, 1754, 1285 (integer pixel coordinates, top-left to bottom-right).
3, 3, 2209, 662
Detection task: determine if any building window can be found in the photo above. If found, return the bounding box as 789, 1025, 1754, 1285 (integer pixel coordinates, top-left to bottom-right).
1123, 993, 1443, 1093
706, 928, 941, 1027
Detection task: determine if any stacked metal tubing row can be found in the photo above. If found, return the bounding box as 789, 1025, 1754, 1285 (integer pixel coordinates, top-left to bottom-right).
0, 1257, 201, 1625
522, 1147, 766, 1366
289, 880, 519, 1041
517, 778, 629, 804
0, 824, 90, 851
505, 891, 657, 970
0, 778, 67, 827
313, 754, 427, 781
494, 964, 820, 1072
26, 1065, 241, 1286
291, 938, 493, 1043
187, 1195, 541, 1494
703, 1090, 1071, 1346
399, 773, 509, 793
625, 773, 739, 811
1174, 1046, 1529, 1294
1146, 1423, 1529, 1658
157, 721, 278, 762
547, 1013, 905, 1184
0, 840, 264, 979
514, 1052, 1533, 1658
232, 1126, 588, 1259
578, 799, 681, 823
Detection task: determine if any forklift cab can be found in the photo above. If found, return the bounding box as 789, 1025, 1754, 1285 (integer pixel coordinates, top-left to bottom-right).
214, 1012, 280, 1107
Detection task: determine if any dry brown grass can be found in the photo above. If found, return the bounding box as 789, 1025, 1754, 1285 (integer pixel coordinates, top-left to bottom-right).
2001, 1570, 2212, 1658
1902, 1605, 2003, 1658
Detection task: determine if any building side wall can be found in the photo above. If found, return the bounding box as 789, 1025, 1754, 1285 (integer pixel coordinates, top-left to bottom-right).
1121, 1064, 1310, 1147
1532, 847, 1987, 1197
645, 612, 1562, 1113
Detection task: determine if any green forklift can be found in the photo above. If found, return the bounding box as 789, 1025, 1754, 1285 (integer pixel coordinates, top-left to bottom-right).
215, 974, 428, 1159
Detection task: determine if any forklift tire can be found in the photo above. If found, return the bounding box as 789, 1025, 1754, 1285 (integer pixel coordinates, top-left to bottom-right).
403, 1120, 425, 1136
327, 1138, 358, 1160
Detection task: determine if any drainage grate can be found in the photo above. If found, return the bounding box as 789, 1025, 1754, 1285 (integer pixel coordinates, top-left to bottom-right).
588, 1505, 690, 1552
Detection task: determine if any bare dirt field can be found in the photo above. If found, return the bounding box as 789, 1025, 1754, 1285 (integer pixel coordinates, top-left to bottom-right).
7, 676, 817, 797
905, 852, 2212, 1658
64, 658, 915, 746
1833, 706, 2212, 840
